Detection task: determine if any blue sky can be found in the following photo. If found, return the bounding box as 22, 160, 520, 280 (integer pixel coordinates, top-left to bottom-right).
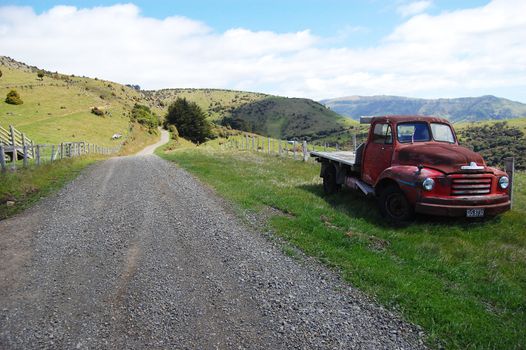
1, 1, 525, 102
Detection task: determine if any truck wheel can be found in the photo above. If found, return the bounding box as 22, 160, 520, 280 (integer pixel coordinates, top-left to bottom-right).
379, 185, 414, 223
323, 165, 341, 195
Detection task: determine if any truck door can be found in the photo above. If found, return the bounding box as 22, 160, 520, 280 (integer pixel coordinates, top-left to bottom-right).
362, 122, 393, 185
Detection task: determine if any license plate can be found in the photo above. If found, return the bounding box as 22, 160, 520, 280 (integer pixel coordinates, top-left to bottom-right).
466, 208, 485, 217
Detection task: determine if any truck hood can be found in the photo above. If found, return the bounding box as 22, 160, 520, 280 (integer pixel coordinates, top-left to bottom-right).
397, 143, 489, 174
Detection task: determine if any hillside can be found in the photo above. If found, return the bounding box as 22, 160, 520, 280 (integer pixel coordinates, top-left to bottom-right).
322, 95, 526, 122
144, 88, 350, 139
0, 56, 153, 147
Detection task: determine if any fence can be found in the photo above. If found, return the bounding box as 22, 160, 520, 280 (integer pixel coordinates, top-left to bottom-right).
219, 134, 361, 162
0, 125, 120, 173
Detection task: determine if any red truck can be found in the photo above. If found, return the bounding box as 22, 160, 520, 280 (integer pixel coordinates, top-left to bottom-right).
311, 115, 511, 223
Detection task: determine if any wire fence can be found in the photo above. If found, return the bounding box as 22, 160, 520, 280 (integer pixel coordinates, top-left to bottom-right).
218, 133, 366, 162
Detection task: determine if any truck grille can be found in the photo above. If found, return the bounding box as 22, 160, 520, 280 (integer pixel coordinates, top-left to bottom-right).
451, 176, 492, 196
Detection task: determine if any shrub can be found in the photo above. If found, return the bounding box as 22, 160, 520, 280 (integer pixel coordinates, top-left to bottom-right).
5, 90, 23, 105
131, 104, 159, 130
168, 124, 179, 140
37, 70, 45, 80
91, 107, 104, 116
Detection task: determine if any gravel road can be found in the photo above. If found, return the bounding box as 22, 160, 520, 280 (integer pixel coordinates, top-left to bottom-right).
0, 153, 426, 349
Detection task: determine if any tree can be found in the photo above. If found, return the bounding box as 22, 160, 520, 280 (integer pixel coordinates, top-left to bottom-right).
5, 90, 23, 105
37, 70, 45, 80
165, 98, 213, 143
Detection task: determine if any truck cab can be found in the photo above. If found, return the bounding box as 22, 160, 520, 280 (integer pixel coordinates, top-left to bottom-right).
312, 115, 511, 222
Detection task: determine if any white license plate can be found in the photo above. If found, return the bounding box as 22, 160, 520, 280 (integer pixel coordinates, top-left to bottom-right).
466, 208, 485, 217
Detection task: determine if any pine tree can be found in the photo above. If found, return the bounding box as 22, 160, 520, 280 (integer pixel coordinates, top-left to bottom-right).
165, 98, 212, 143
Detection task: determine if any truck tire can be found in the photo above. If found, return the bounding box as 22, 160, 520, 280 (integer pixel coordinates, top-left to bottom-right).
323, 164, 341, 195
379, 185, 414, 223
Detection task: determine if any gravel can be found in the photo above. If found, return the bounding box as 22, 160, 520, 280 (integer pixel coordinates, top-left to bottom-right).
0, 154, 427, 349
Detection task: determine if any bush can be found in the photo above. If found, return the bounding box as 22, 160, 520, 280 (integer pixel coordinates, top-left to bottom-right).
459, 122, 526, 170
168, 124, 179, 140
5, 90, 23, 105
164, 97, 213, 143
131, 104, 159, 130
91, 106, 104, 116
37, 70, 45, 80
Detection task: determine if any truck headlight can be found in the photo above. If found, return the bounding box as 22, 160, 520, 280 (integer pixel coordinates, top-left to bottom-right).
498, 176, 509, 189
422, 178, 435, 191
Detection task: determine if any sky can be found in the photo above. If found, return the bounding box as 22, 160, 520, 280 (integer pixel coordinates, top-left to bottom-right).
1, 0, 525, 102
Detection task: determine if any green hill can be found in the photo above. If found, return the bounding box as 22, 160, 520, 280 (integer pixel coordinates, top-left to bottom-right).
322, 95, 526, 122
0, 56, 152, 148
144, 88, 350, 139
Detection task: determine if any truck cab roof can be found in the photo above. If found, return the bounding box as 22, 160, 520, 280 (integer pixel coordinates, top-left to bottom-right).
362, 115, 451, 125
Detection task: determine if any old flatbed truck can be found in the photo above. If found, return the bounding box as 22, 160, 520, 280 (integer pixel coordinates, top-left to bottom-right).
311, 115, 511, 222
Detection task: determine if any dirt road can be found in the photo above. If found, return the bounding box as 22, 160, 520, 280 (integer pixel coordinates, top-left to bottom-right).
0, 153, 425, 349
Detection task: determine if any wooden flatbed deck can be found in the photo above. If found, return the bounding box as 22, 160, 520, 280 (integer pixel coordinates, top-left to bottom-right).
310, 151, 357, 166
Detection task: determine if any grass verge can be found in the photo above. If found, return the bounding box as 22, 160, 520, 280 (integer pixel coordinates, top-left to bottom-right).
0, 156, 101, 219
158, 146, 525, 349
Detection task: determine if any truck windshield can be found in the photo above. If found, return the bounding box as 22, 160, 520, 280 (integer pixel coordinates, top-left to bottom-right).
430, 123, 455, 143
397, 122, 430, 143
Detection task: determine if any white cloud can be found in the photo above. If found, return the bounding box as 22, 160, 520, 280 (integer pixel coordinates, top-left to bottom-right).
0, 1, 525, 102
396, 1, 433, 17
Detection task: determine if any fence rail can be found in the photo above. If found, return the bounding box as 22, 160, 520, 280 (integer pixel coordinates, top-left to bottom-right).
1, 125, 120, 173
0, 125, 35, 160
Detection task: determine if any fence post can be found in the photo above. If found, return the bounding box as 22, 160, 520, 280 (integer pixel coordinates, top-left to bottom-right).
0, 145, 6, 173
60, 143, 64, 159
23, 144, 28, 167
324, 143, 327, 151
293, 141, 297, 160
268, 137, 271, 154
251, 137, 255, 151
302, 141, 308, 162
36, 145, 41, 166
353, 134, 357, 151
504, 157, 515, 209
278, 140, 282, 156
51, 145, 55, 162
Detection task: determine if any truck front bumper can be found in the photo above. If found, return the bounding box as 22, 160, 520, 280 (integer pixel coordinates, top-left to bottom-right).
415, 194, 510, 217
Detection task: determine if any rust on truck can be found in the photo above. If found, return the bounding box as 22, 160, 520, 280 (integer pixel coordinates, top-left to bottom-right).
311, 115, 511, 223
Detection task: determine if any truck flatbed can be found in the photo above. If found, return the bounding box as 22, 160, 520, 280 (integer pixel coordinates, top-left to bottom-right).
310, 150, 357, 166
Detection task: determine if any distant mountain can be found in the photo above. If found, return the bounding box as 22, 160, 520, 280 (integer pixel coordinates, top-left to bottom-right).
320, 95, 526, 122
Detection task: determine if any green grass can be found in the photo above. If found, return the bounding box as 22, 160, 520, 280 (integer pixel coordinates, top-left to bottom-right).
158, 146, 526, 349
0, 156, 101, 219
1, 61, 148, 147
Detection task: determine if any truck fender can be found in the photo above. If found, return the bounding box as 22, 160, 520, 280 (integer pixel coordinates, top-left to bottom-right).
375, 166, 423, 204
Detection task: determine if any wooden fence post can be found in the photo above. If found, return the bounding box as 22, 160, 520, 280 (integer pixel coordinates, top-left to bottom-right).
51, 145, 55, 162
293, 141, 297, 160
251, 137, 255, 151
0, 145, 6, 173
302, 141, 308, 162
36, 145, 41, 166
278, 140, 282, 156
60, 143, 64, 159
504, 157, 515, 209
23, 144, 28, 167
